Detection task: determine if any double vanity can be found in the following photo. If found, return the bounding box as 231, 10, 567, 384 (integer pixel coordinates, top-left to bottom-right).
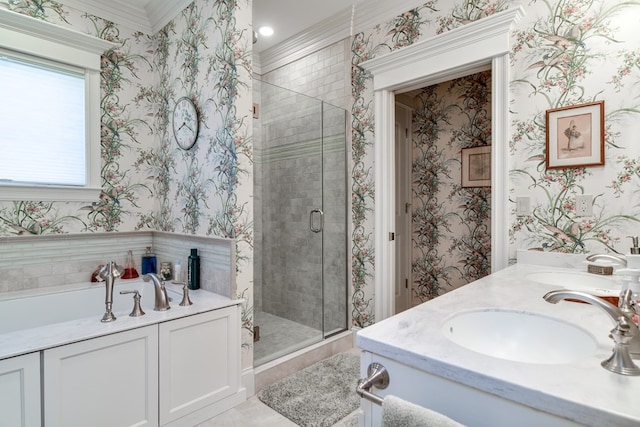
0, 278, 244, 427
358, 253, 640, 426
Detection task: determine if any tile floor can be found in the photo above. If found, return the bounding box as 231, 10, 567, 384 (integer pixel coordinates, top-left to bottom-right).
198, 333, 361, 426
196, 396, 359, 426
196, 396, 299, 426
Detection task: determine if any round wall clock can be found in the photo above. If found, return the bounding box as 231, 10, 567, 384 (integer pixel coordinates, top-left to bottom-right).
172, 97, 199, 150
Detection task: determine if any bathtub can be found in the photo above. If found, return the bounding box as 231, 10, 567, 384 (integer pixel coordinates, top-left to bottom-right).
0, 279, 178, 335
0, 278, 245, 427
0, 278, 239, 360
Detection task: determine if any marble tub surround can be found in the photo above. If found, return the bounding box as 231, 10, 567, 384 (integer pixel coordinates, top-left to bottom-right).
0, 231, 234, 297
0, 282, 241, 360
357, 263, 640, 426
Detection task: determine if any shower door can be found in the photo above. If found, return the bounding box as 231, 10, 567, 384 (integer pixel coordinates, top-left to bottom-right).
253, 80, 347, 366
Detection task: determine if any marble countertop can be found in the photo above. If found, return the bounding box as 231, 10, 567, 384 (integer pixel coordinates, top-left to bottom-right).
0, 286, 241, 360
357, 261, 640, 426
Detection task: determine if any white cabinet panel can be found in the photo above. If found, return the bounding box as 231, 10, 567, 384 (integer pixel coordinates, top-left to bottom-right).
44, 326, 158, 427
159, 307, 240, 425
360, 352, 582, 427
0, 352, 40, 427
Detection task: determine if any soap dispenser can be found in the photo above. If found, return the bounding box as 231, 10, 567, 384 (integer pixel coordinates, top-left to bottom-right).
627, 236, 640, 269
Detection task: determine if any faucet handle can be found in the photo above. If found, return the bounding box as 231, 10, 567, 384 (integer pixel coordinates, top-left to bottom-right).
120, 290, 145, 317
171, 282, 193, 306
602, 318, 640, 376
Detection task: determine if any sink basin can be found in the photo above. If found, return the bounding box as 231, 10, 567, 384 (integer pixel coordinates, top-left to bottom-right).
526, 271, 618, 294
442, 309, 597, 364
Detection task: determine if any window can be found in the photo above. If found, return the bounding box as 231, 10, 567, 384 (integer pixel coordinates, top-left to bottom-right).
1, 53, 86, 186
0, 8, 114, 201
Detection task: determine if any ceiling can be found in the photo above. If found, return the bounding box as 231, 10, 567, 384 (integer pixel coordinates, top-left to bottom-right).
119, 0, 355, 52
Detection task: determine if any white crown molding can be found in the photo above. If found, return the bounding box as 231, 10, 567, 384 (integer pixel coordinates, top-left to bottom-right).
257, 7, 352, 75
58, 0, 152, 33
57, 0, 188, 34
255, 0, 429, 75
146, 0, 192, 34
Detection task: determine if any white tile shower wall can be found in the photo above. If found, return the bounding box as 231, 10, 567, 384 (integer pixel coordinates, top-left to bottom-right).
258, 39, 351, 111
0, 232, 234, 297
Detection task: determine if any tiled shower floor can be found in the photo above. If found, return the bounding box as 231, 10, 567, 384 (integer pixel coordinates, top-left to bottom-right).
253, 311, 322, 366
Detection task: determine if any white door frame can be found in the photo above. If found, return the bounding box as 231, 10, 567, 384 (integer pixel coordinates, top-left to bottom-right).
360, 7, 525, 321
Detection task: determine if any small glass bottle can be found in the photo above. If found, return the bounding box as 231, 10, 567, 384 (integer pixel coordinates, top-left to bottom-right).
122, 250, 139, 279
141, 246, 157, 275
160, 261, 172, 281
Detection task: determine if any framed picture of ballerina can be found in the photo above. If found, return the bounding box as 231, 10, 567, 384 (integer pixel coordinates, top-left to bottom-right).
545, 100, 605, 169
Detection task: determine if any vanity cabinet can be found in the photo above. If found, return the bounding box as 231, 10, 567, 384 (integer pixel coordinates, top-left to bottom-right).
159, 306, 241, 426
43, 325, 158, 427
40, 307, 242, 427
0, 352, 41, 427
360, 352, 582, 427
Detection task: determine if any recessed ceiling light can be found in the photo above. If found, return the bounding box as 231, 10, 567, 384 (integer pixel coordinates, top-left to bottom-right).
258, 26, 274, 37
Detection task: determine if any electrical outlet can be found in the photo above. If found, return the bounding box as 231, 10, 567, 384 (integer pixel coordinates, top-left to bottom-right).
516, 196, 530, 216
576, 194, 593, 217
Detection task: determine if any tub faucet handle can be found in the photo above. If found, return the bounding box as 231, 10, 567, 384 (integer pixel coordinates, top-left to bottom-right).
602, 318, 640, 376
120, 290, 145, 317
171, 281, 193, 306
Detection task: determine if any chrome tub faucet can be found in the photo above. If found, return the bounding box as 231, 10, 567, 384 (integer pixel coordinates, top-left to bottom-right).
97, 260, 124, 322
143, 273, 171, 311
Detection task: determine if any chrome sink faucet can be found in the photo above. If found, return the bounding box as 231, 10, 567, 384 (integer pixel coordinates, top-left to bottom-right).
544, 289, 640, 375
97, 260, 124, 322
143, 273, 171, 311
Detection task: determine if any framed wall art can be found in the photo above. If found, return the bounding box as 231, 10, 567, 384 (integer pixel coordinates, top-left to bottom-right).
461, 146, 491, 188
545, 101, 604, 169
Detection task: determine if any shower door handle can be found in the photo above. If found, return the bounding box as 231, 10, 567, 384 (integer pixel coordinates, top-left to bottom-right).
309, 208, 324, 233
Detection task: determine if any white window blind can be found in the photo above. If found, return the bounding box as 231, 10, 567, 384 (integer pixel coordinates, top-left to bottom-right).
0, 53, 86, 186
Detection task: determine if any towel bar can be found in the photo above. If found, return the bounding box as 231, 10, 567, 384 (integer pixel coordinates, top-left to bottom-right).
356, 362, 389, 406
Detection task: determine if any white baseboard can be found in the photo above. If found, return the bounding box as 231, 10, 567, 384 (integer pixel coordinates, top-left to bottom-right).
242, 367, 255, 397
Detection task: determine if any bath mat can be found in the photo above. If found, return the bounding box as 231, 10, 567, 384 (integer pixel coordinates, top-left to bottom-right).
257, 352, 360, 427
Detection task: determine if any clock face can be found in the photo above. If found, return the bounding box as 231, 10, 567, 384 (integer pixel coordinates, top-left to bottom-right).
172, 97, 198, 150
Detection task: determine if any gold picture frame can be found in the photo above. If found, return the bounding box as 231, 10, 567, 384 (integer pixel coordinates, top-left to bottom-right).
545, 101, 604, 169
461, 146, 491, 188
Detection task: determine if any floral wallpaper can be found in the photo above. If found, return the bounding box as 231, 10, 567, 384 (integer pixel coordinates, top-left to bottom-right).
4, 0, 640, 345
351, 0, 640, 326
1, 0, 255, 366
408, 71, 492, 306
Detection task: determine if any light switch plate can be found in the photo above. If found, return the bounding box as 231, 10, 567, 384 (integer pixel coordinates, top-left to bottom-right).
516, 196, 530, 216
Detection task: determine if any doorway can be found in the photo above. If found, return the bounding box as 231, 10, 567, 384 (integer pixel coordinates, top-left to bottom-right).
360, 8, 521, 320
395, 71, 493, 313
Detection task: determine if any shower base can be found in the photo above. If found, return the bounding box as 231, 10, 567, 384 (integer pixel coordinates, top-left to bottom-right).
253, 311, 321, 367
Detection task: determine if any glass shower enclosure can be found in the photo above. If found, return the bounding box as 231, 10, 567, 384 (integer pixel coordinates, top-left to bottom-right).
253, 79, 347, 366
